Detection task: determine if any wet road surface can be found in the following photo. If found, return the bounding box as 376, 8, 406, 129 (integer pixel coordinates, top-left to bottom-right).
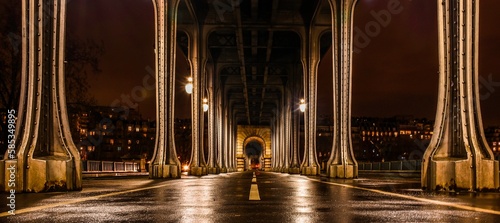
1, 171, 499, 222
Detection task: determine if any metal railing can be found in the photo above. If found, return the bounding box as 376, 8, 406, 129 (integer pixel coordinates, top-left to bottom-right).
359, 160, 421, 172
82, 160, 140, 172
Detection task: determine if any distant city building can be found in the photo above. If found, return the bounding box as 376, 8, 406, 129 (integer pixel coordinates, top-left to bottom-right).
68, 104, 156, 161
316, 115, 434, 163
484, 126, 500, 160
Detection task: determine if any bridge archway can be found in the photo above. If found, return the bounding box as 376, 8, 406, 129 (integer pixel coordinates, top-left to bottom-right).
236, 126, 272, 171
243, 137, 265, 171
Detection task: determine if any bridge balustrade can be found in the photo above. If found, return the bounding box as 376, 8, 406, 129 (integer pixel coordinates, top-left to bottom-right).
82, 161, 140, 173
359, 160, 422, 172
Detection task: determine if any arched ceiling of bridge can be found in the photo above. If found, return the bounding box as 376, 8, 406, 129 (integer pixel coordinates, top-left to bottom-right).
177, 0, 332, 126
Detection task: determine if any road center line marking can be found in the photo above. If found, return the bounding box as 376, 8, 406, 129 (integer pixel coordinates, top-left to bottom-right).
249, 184, 261, 200
305, 177, 500, 216
249, 172, 260, 200
0, 180, 182, 218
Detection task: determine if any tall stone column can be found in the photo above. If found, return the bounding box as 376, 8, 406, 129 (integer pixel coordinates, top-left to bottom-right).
422, 0, 499, 191
326, 0, 358, 179
227, 113, 234, 172
150, 0, 181, 179
188, 25, 208, 176
216, 90, 227, 173
282, 92, 291, 173
220, 102, 229, 173
206, 65, 220, 174
277, 106, 284, 172
271, 119, 276, 170
289, 69, 302, 174
301, 27, 321, 176
0, 0, 81, 193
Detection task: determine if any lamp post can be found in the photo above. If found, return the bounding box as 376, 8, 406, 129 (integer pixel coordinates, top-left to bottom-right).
299, 99, 306, 112
203, 98, 209, 112
185, 77, 193, 94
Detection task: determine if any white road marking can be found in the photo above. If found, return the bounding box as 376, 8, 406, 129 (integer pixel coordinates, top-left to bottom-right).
249, 184, 261, 201
249, 171, 261, 200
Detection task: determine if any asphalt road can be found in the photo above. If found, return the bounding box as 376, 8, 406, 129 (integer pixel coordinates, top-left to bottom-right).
1, 171, 499, 222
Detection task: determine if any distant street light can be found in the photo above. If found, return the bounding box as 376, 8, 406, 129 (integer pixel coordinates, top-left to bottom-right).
185, 77, 193, 94
203, 98, 209, 112
299, 99, 306, 112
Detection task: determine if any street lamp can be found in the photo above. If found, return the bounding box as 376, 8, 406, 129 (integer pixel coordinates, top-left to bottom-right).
185, 77, 193, 94
299, 99, 306, 112
203, 98, 209, 112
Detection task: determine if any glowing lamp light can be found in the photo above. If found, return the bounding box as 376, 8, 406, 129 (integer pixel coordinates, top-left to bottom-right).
299, 99, 306, 112
185, 77, 193, 94
203, 98, 209, 112
183, 165, 190, 172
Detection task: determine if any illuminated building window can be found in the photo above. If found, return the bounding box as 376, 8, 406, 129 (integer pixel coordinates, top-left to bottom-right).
362, 137, 366, 142
493, 147, 497, 152
90, 131, 95, 136
103, 125, 107, 130
128, 126, 133, 132
136, 140, 140, 144
128, 140, 132, 145
110, 139, 114, 145
143, 134, 147, 138
493, 142, 497, 146
117, 147, 121, 151
127, 146, 131, 150
136, 127, 140, 132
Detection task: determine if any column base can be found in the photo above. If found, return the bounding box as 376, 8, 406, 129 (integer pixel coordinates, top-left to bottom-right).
328, 164, 358, 179
189, 166, 208, 176
281, 167, 289, 173
150, 164, 181, 179
0, 158, 82, 193
220, 168, 228, 173
208, 167, 220, 174
301, 166, 319, 176
423, 158, 499, 191
289, 167, 300, 174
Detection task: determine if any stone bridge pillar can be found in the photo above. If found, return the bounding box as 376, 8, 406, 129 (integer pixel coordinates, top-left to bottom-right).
326, 0, 359, 179
301, 25, 321, 175
206, 64, 220, 174
0, 0, 82, 192
422, 0, 499, 191
149, 0, 182, 179
187, 24, 208, 176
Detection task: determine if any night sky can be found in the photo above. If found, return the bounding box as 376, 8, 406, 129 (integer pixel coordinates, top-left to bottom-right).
66, 0, 500, 126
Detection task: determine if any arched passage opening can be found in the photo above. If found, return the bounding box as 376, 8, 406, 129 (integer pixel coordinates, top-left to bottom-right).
244, 138, 265, 170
